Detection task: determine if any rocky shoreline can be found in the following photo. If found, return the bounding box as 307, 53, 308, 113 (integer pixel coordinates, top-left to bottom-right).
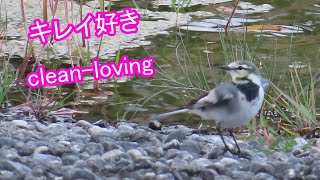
0, 117, 320, 180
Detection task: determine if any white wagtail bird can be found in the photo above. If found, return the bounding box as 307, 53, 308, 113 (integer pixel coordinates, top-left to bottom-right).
152, 60, 269, 159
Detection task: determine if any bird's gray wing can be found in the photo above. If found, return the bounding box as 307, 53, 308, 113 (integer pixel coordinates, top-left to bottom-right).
260, 77, 270, 90
187, 82, 238, 110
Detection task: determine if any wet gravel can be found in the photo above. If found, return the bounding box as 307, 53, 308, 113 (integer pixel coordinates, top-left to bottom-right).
0, 117, 320, 180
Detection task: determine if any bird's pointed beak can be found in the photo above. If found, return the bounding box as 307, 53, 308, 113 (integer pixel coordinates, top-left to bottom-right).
218, 65, 231, 70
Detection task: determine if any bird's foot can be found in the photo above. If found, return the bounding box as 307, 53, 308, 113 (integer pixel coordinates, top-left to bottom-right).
224, 147, 252, 160
235, 151, 252, 160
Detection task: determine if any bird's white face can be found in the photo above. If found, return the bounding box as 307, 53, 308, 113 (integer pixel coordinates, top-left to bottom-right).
226, 61, 261, 85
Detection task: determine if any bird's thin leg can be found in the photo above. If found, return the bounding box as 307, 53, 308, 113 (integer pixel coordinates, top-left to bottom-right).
229, 130, 251, 160
229, 131, 242, 154
217, 125, 231, 152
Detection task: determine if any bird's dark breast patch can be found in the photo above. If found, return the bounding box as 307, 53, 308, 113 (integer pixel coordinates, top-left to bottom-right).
234, 81, 259, 102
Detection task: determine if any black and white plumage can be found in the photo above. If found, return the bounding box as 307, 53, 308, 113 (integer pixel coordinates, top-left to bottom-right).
151, 61, 269, 159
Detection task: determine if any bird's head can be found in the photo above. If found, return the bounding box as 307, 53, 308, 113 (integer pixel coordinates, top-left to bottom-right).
219, 61, 262, 85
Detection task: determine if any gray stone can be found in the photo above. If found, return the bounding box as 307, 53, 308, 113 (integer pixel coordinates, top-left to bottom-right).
88, 126, 115, 137
219, 157, 239, 167
132, 169, 154, 179
85, 156, 107, 171
213, 175, 233, 180
0, 170, 17, 180
179, 151, 193, 161
47, 142, 71, 156
273, 162, 292, 178
304, 175, 318, 180
132, 129, 161, 145
141, 172, 156, 179
133, 157, 154, 170
300, 156, 313, 165
163, 139, 179, 151
291, 148, 303, 156
0, 147, 20, 161
34, 146, 49, 154
172, 170, 188, 179
32, 153, 61, 166
118, 141, 140, 151
47, 160, 63, 176
309, 147, 320, 158
253, 172, 276, 180
80, 142, 104, 156
293, 137, 308, 149
248, 140, 262, 150
156, 173, 175, 180
34, 122, 47, 132
76, 120, 93, 129
165, 149, 181, 159
58, 140, 71, 146
190, 158, 214, 170
300, 165, 312, 176
70, 126, 88, 135
208, 145, 225, 159
0, 170, 15, 179
170, 159, 189, 171
154, 161, 171, 174
146, 146, 164, 158
231, 170, 255, 180
63, 168, 96, 180
211, 162, 225, 174
0, 136, 16, 148
316, 139, 320, 149
16, 141, 38, 156
102, 140, 119, 151
165, 130, 187, 143
0, 159, 31, 174
312, 166, 320, 178
12, 120, 29, 129
118, 124, 135, 132
114, 154, 132, 168
62, 155, 80, 165
271, 151, 287, 161
102, 149, 124, 160
127, 149, 143, 160
199, 169, 218, 179
138, 126, 162, 135
311, 160, 320, 168
72, 159, 89, 169
179, 140, 201, 156
69, 135, 91, 152
283, 169, 297, 179
251, 161, 275, 174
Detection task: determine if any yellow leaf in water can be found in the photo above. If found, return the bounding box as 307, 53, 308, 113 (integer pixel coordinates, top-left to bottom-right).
246, 24, 282, 31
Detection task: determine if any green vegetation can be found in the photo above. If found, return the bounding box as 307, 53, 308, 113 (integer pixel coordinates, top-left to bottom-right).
0, 58, 14, 109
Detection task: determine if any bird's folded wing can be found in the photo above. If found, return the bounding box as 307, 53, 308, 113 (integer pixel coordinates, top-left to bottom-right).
260, 77, 270, 90
187, 83, 237, 109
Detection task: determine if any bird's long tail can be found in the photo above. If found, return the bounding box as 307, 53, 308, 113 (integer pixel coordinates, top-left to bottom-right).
150, 108, 189, 121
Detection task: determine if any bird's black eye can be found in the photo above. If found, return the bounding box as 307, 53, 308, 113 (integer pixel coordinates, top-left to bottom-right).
238, 66, 243, 70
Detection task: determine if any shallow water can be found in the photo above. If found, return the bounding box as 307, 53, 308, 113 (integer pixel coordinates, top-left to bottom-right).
2, 0, 320, 127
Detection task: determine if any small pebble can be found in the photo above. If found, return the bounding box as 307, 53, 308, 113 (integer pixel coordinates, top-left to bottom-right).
149, 120, 162, 130
12, 120, 29, 129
